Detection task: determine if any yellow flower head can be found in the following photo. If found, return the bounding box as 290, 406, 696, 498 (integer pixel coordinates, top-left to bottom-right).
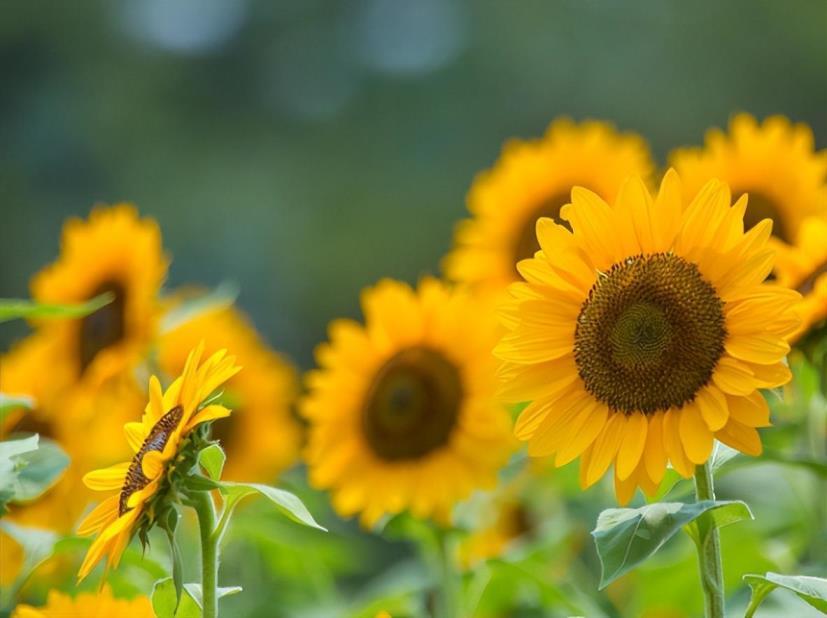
670, 113, 827, 245
12, 587, 153, 618
302, 278, 514, 527
30, 204, 168, 396
495, 170, 800, 503
444, 119, 654, 294
76, 343, 241, 580
457, 499, 531, 569
159, 304, 302, 482
775, 215, 827, 338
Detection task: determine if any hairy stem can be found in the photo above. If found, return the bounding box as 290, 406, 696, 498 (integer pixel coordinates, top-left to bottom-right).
693, 461, 725, 618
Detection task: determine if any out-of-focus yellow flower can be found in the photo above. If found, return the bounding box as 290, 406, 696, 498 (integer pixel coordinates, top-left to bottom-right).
77, 343, 240, 581
458, 499, 532, 569
496, 171, 800, 503
12, 587, 153, 617
303, 278, 514, 527
159, 304, 302, 482
775, 215, 827, 339
443, 118, 654, 295
670, 113, 827, 246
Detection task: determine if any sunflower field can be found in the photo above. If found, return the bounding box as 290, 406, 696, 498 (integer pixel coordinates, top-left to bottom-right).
1, 3, 825, 618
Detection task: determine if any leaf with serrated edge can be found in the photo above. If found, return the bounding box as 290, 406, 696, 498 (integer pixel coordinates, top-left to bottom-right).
591, 500, 752, 588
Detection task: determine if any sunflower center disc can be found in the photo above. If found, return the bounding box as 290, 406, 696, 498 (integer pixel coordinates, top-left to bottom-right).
362, 346, 462, 461
739, 190, 789, 243
574, 253, 726, 414
513, 191, 572, 269
79, 281, 127, 374
119, 405, 182, 516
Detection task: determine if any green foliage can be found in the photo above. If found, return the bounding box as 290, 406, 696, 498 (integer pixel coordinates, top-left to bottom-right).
0, 435, 68, 516
0, 394, 35, 424
198, 444, 226, 482
591, 500, 752, 588
744, 572, 827, 617
218, 482, 327, 533
0, 293, 114, 323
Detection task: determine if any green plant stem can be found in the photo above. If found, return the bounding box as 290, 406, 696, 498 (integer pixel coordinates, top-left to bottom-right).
693, 461, 725, 618
433, 528, 459, 618
192, 491, 219, 618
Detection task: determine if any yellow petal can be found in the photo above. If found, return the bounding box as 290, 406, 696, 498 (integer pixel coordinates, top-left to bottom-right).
186, 404, 231, 432
83, 462, 131, 491
695, 386, 729, 431
615, 412, 648, 481
726, 392, 771, 428
141, 451, 165, 479
585, 412, 626, 487
554, 402, 608, 466
725, 333, 790, 365
77, 495, 120, 536
679, 403, 714, 464
715, 418, 762, 456
123, 422, 145, 453
663, 409, 694, 478
527, 390, 592, 456
711, 357, 756, 396
643, 413, 667, 485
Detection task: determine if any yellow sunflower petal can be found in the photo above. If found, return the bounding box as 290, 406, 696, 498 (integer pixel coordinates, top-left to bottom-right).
711, 357, 756, 396
643, 412, 668, 485
615, 412, 648, 481
725, 333, 790, 365
83, 462, 131, 491
715, 418, 763, 456
695, 386, 729, 431
584, 412, 627, 487
77, 495, 120, 536
679, 403, 714, 464
123, 422, 145, 453
726, 392, 771, 428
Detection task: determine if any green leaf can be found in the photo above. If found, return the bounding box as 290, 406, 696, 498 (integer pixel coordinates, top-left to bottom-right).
198, 444, 226, 481
11, 438, 69, 502
152, 577, 179, 618
0, 434, 39, 459
0, 393, 35, 424
0, 435, 40, 515
220, 482, 327, 532
683, 501, 753, 548
591, 500, 752, 588
744, 572, 827, 617
0, 292, 114, 323
161, 282, 240, 333
0, 520, 59, 588
183, 583, 243, 608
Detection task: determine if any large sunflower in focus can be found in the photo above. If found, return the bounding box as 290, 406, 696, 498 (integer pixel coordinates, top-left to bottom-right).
495, 170, 800, 503
302, 278, 514, 526
12, 587, 153, 618
670, 114, 827, 245
775, 215, 827, 338
30, 204, 168, 403
77, 343, 240, 580
158, 304, 301, 481
444, 119, 654, 294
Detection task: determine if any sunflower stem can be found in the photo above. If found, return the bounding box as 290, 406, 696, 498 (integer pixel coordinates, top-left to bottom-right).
693, 461, 725, 618
433, 527, 460, 618
192, 491, 220, 618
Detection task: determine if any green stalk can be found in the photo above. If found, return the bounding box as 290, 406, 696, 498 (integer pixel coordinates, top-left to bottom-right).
433, 528, 459, 618
192, 491, 219, 618
693, 461, 725, 618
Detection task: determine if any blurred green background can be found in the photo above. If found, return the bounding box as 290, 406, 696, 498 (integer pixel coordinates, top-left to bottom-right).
1, 0, 825, 366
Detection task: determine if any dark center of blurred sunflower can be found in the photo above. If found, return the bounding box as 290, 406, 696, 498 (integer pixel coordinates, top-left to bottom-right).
739, 190, 789, 243
362, 346, 462, 461
574, 253, 726, 414
798, 261, 827, 295
119, 405, 182, 516
512, 191, 572, 270
79, 281, 126, 374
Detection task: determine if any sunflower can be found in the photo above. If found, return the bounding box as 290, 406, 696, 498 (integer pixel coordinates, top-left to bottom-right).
670, 113, 827, 246
76, 343, 241, 580
457, 499, 532, 568
11, 587, 153, 618
495, 170, 800, 503
158, 303, 301, 482
443, 119, 654, 294
302, 278, 514, 527
775, 215, 827, 338
30, 204, 168, 405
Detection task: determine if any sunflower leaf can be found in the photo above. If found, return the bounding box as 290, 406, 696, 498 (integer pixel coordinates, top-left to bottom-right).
591, 500, 752, 588
10, 437, 69, 502
743, 573, 827, 617
218, 481, 327, 532
183, 583, 243, 609
0, 393, 35, 424
0, 292, 114, 323
198, 443, 226, 481
0, 520, 59, 602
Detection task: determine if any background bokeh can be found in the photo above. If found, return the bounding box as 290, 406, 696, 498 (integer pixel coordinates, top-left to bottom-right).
1, 0, 825, 366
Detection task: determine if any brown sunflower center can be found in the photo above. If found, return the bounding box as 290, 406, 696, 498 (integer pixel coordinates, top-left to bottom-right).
512, 191, 572, 270
79, 281, 126, 374
119, 405, 182, 516
739, 190, 789, 243
798, 260, 827, 296
362, 346, 462, 461
574, 253, 726, 414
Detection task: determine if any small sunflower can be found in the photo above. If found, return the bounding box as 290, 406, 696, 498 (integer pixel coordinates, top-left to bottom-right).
159, 304, 302, 482
444, 119, 654, 294
495, 170, 800, 503
30, 204, 168, 401
302, 278, 514, 526
670, 113, 827, 245
12, 587, 153, 618
775, 215, 827, 338
457, 499, 532, 568
76, 343, 241, 580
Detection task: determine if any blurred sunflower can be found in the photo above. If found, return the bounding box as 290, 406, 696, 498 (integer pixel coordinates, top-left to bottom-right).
457, 499, 532, 569
11, 587, 153, 618
30, 204, 168, 403
775, 215, 827, 339
670, 113, 827, 245
495, 170, 800, 503
443, 119, 654, 294
77, 343, 240, 580
302, 278, 514, 527
159, 304, 301, 482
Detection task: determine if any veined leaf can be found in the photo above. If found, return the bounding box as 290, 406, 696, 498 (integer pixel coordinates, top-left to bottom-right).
744, 572, 827, 617
11, 437, 69, 502
219, 481, 326, 532
198, 444, 226, 481
0, 292, 113, 323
